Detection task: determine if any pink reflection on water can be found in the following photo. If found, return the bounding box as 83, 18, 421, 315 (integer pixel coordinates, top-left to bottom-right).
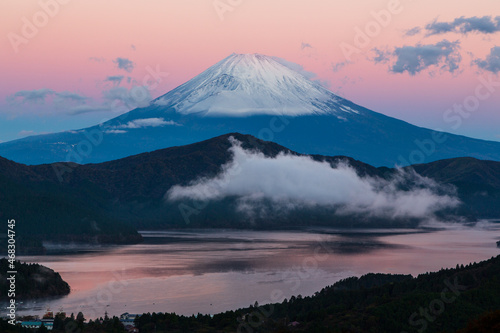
15, 223, 500, 318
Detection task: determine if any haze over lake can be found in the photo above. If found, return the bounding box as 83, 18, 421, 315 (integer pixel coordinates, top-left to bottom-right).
13, 222, 500, 319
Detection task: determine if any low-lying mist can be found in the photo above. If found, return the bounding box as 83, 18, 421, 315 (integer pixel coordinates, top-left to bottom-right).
167, 138, 460, 221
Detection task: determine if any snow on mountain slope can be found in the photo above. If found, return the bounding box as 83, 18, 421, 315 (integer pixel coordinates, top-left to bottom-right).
152, 53, 350, 117
2, 53, 500, 167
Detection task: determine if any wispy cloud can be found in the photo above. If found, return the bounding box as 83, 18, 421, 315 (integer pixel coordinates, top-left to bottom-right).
8, 88, 55, 103
18, 130, 37, 137
17, 130, 51, 138
113, 57, 135, 72
167, 138, 459, 220
301, 42, 312, 50
373, 40, 462, 75
299, 41, 319, 60
68, 104, 112, 115
4, 74, 158, 117
331, 60, 351, 73
272, 56, 318, 80
105, 75, 125, 86
371, 47, 391, 64
7, 89, 88, 104
274, 56, 329, 87
71, 80, 156, 115
104, 129, 127, 134
115, 117, 180, 129
53, 91, 88, 102
103, 86, 151, 108
425, 16, 500, 36
474, 46, 500, 74
5, 88, 123, 116
404, 26, 421, 37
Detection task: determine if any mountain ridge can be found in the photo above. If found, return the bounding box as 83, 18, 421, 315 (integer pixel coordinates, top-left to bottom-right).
1, 133, 500, 250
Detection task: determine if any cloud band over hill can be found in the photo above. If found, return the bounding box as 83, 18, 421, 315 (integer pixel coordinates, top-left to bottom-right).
167, 138, 460, 220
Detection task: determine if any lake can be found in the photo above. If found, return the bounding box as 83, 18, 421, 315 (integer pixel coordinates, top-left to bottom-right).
13, 221, 500, 320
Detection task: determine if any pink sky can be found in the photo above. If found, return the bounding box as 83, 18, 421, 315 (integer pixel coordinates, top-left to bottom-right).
0, 0, 499, 142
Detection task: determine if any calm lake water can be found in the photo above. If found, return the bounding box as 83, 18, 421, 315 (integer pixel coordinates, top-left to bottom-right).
14, 222, 500, 319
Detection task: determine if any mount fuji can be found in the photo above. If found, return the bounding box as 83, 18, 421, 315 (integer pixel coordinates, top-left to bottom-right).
2, 53, 500, 166
151, 53, 347, 117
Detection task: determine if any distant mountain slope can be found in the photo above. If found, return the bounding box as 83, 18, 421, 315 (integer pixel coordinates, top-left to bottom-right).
1, 133, 500, 244
412, 157, 500, 189
411, 158, 500, 217
0, 159, 142, 252
1, 54, 500, 166
1, 134, 390, 231
16, 133, 381, 203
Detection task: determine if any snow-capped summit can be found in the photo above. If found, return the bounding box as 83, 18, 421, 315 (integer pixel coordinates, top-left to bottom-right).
152, 53, 351, 117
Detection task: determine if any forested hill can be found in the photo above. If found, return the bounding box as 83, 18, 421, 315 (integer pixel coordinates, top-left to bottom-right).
2, 133, 500, 254
0, 259, 70, 300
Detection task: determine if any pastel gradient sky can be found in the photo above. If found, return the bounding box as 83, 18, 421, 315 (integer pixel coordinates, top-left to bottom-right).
1, 0, 499, 142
